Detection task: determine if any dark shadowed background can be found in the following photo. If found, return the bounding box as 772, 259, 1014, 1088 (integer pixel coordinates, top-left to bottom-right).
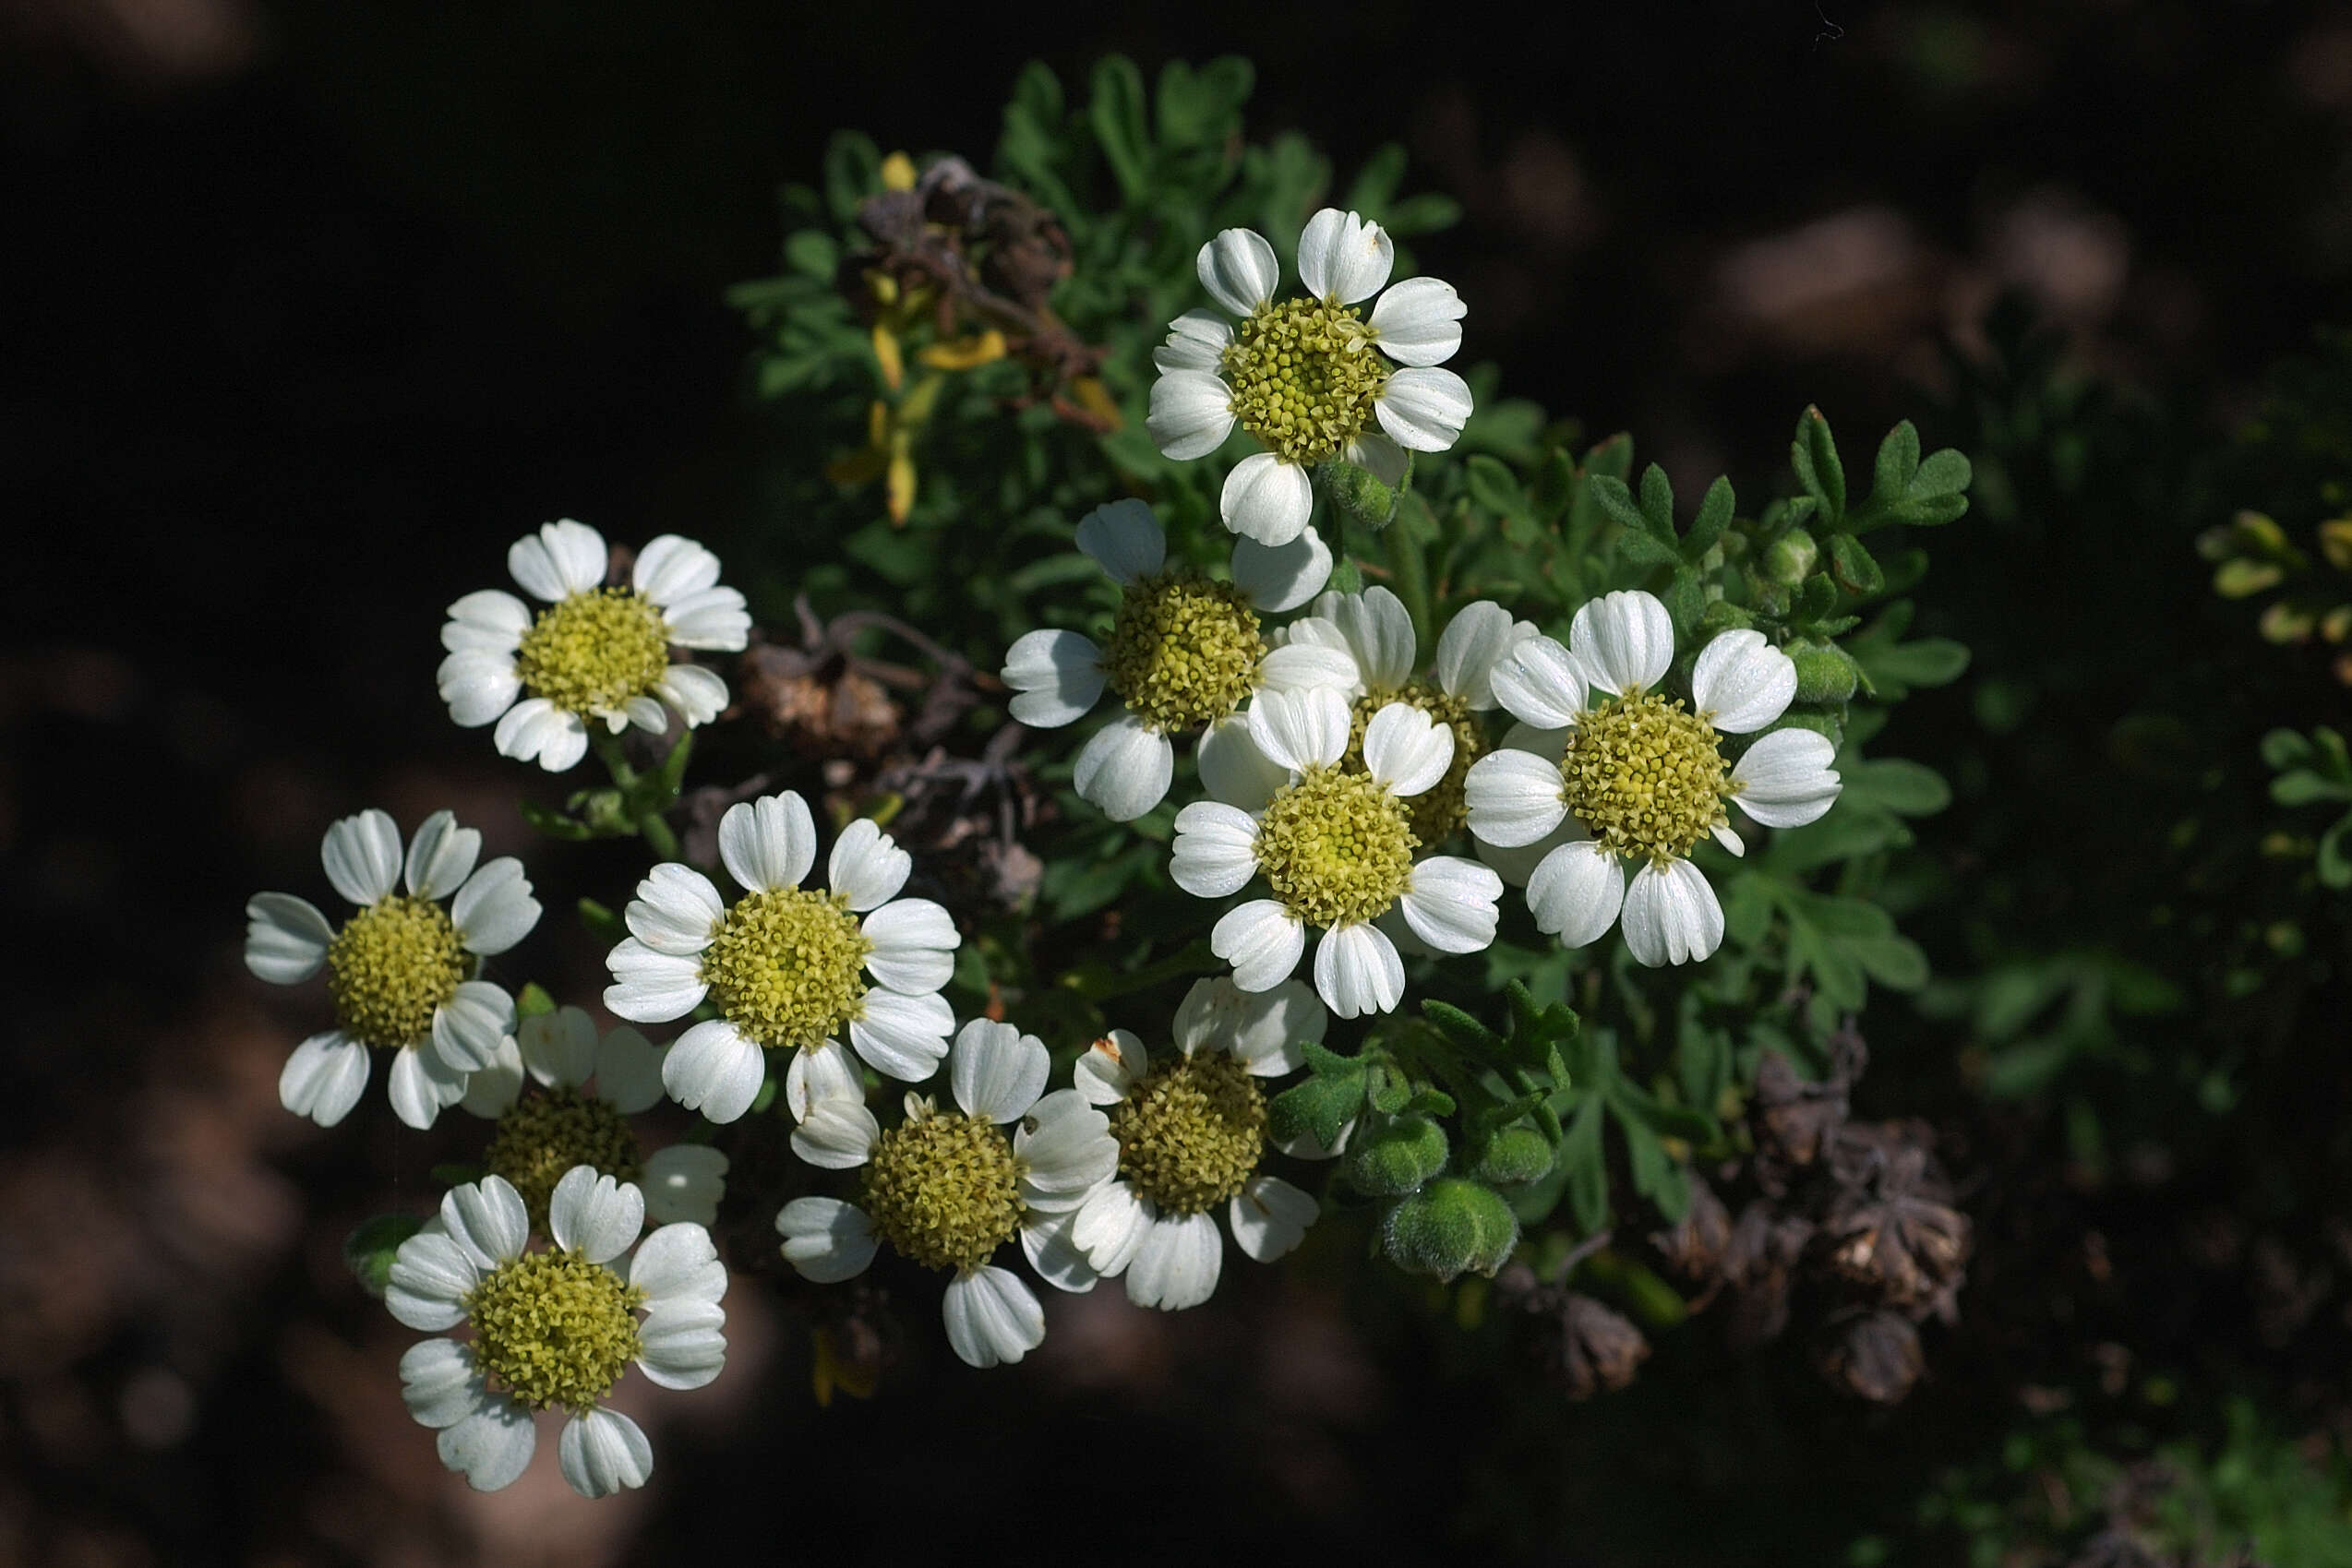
6, 2, 2352, 1563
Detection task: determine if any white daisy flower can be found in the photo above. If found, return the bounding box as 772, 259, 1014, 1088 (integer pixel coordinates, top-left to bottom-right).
602, 790, 961, 1125
1283, 584, 1539, 843
388, 1167, 726, 1498
462, 1006, 729, 1230
775, 1020, 1120, 1369
1463, 589, 1844, 966
998, 498, 1352, 822
1068, 978, 1330, 1311
438, 519, 751, 772
1146, 208, 1472, 547
245, 809, 540, 1131
1170, 686, 1505, 1019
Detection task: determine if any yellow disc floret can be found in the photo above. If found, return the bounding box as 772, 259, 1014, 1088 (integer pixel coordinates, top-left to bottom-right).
1220, 297, 1389, 465
513, 588, 671, 717
326, 896, 466, 1048
1349, 682, 1482, 844
859, 1108, 1024, 1274
486, 1090, 645, 1231
1100, 571, 1266, 734
1109, 1050, 1267, 1215
464, 1250, 643, 1413
698, 888, 872, 1050
1254, 765, 1419, 928
1560, 691, 1733, 865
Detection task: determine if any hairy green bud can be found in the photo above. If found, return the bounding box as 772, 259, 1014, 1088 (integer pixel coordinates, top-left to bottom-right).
1380, 1178, 1520, 1283
1787, 640, 1859, 705
1344, 1112, 1450, 1196
1467, 1123, 1555, 1188
1695, 600, 1755, 640
1762, 527, 1818, 586
1764, 707, 1844, 752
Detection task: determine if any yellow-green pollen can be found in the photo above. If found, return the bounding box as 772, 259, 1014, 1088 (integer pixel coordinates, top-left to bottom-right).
325, 896, 466, 1048
698, 888, 872, 1050
1254, 764, 1419, 928
1109, 1052, 1266, 1215
485, 1090, 644, 1232
1348, 683, 1482, 844
1219, 296, 1388, 465
859, 1109, 1024, 1274
1100, 571, 1266, 733
512, 587, 670, 717
1561, 690, 1735, 865
464, 1250, 642, 1413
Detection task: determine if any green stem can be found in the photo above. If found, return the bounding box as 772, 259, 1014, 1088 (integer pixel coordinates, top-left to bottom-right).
638, 808, 681, 862
589, 729, 640, 789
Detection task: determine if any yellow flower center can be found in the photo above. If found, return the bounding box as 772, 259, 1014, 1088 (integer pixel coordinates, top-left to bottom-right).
464, 1250, 643, 1413
860, 1109, 1024, 1275
1219, 296, 1389, 465
698, 888, 872, 1051
325, 896, 466, 1048
513, 588, 671, 717
1348, 682, 1482, 844
1561, 691, 1734, 865
1110, 1051, 1267, 1215
1254, 765, 1419, 928
485, 1090, 645, 1232
1100, 571, 1266, 734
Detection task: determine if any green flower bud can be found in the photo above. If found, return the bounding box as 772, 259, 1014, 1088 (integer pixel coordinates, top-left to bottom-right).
1696, 600, 1756, 640
1762, 527, 1818, 586
1787, 640, 1859, 705
1380, 1178, 1520, 1283
1765, 706, 1843, 751
1468, 1123, 1556, 1188
1344, 1113, 1450, 1197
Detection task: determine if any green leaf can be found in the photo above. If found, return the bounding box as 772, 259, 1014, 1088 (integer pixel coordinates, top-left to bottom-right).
822, 132, 882, 222
1422, 999, 1505, 1059
1827, 533, 1884, 595
1872, 421, 1921, 499
520, 800, 594, 842
2262, 727, 2315, 770
1155, 56, 1253, 149
1088, 56, 1151, 200
343, 1215, 425, 1300
1849, 934, 1930, 990
577, 897, 625, 944
2319, 813, 2352, 889
2273, 770, 2351, 807
1560, 1097, 1610, 1235
1684, 475, 1734, 558
1844, 758, 1953, 817
1793, 406, 1847, 524
1465, 454, 1527, 520
1267, 1043, 1368, 1150
516, 983, 556, 1019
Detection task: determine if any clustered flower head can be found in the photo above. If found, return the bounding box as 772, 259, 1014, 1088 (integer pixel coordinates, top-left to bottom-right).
463, 1005, 729, 1229
603, 788, 960, 1122
777, 1019, 1119, 1367
999, 498, 1354, 820
1465, 589, 1843, 965
1148, 208, 1472, 546
438, 519, 750, 772
1070, 978, 1331, 1310
388, 1167, 727, 1497
246, 808, 540, 1129
1172, 684, 1506, 1018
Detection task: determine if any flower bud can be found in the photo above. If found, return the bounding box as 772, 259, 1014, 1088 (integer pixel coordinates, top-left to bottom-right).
1696, 600, 1756, 640
1344, 1113, 1450, 1197
1467, 1123, 1555, 1188
1762, 527, 1818, 585
1787, 640, 1859, 705
1380, 1178, 1520, 1283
